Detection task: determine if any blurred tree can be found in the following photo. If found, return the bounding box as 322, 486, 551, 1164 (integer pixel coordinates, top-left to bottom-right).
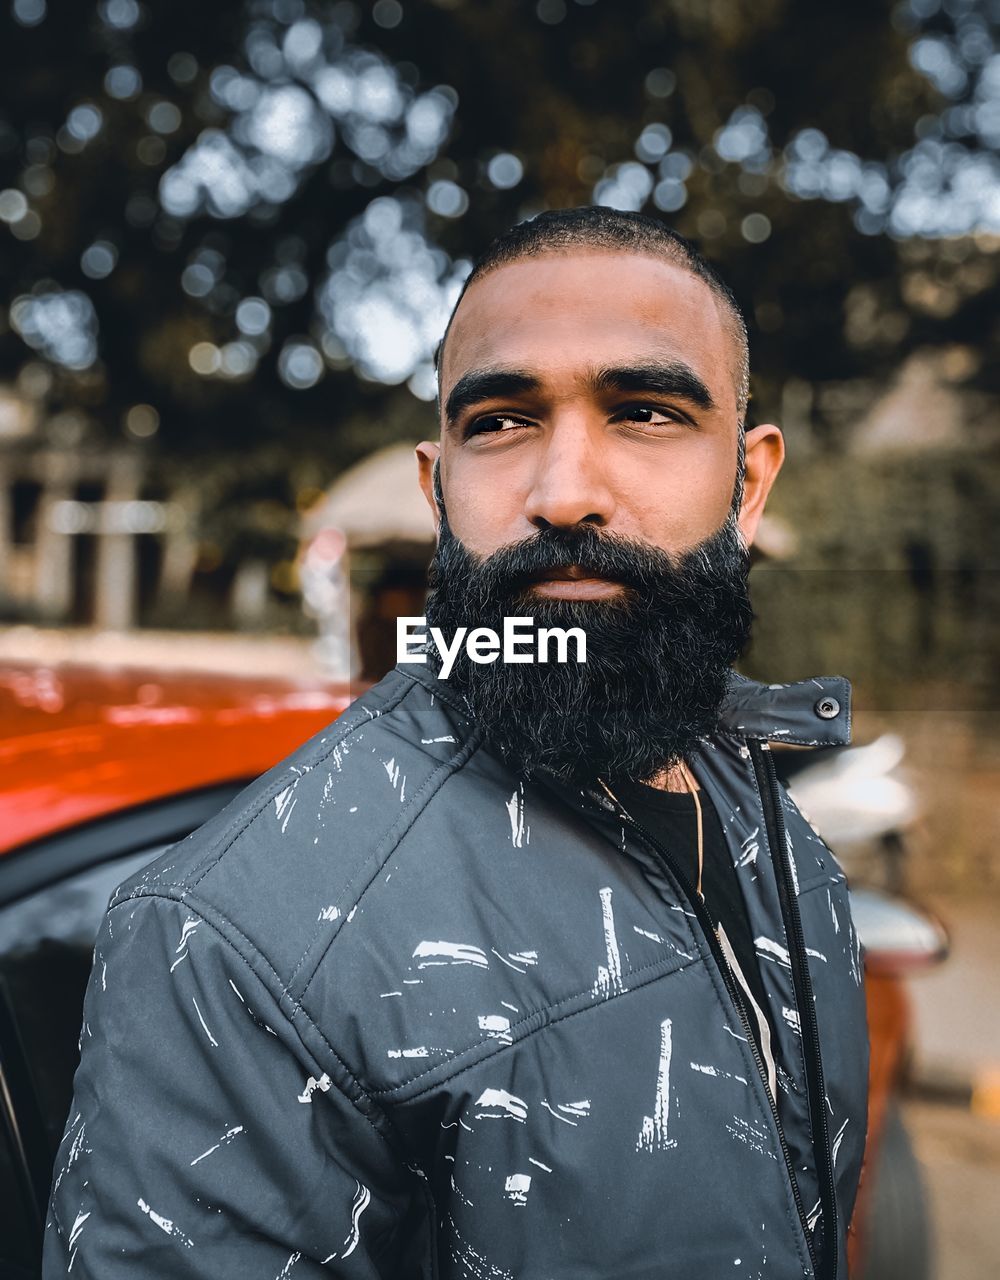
1, 0, 998, 496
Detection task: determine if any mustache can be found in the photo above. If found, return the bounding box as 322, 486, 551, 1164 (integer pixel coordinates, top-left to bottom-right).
433, 523, 699, 603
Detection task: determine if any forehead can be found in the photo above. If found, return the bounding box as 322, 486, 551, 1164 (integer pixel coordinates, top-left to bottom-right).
441, 250, 738, 416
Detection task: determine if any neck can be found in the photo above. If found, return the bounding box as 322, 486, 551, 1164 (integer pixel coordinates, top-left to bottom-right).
643, 760, 700, 793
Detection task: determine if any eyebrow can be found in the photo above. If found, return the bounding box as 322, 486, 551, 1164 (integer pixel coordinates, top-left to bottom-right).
443, 367, 541, 429
591, 361, 715, 411
442, 360, 715, 430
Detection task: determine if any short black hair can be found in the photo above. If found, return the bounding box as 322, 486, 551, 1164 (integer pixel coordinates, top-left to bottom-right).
434, 205, 750, 423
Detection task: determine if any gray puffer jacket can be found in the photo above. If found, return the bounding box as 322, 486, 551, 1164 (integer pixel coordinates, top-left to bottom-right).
43, 662, 868, 1280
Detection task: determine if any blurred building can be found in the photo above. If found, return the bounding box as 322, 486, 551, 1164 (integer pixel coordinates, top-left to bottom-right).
0, 403, 199, 630
0, 384, 287, 632
299, 444, 434, 680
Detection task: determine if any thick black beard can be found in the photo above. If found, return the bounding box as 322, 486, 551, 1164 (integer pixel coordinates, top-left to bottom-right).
423, 498, 755, 786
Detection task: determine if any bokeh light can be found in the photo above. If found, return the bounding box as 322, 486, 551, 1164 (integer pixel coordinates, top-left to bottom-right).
0, 190, 29, 223
81, 240, 118, 279
235, 297, 272, 336
13, 0, 46, 27
65, 104, 103, 145
10, 289, 99, 370
593, 161, 654, 211
188, 342, 221, 375
124, 404, 160, 437
278, 340, 323, 389
486, 152, 523, 189
104, 65, 142, 99
316, 195, 468, 387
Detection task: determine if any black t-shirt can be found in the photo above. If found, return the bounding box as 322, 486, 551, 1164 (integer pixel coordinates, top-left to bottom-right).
611, 777, 777, 1075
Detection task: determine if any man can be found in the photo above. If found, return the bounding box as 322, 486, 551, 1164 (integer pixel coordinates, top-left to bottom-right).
44, 207, 868, 1279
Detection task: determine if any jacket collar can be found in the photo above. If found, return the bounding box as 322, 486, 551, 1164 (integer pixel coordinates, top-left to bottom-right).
396, 663, 852, 749
717, 669, 852, 747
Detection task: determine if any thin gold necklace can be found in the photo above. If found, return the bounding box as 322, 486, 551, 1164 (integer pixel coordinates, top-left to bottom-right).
676, 760, 705, 899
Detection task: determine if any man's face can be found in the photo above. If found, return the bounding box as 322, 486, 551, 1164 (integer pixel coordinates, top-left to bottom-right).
415, 249, 785, 784
427, 252, 764, 578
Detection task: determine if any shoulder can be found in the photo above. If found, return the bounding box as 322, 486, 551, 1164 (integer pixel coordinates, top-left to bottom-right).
110, 666, 482, 985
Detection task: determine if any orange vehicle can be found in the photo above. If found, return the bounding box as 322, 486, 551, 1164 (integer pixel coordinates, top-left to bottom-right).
0, 661, 941, 1278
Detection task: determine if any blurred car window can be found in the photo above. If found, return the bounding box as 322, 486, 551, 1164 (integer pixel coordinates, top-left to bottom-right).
0, 843, 165, 955
0, 780, 250, 1277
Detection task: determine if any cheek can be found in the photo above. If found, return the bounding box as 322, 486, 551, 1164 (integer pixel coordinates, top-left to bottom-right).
617, 452, 736, 547
441, 462, 527, 557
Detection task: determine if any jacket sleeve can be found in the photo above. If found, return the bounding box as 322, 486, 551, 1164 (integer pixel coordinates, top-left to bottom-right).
42, 891, 424, 1278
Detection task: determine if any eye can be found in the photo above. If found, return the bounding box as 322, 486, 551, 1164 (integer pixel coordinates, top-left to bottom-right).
466, 414, 532, 437
616, 404, 688, 428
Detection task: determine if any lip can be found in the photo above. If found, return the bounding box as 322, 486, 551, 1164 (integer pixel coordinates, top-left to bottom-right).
525, 565, 624, 601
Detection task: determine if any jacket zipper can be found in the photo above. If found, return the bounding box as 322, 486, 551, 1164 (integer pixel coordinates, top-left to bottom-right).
597, 777, 820, 1279
749, 740, 839, 1280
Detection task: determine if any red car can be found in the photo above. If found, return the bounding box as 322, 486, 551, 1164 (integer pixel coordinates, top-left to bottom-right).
0, 661, 940, 1278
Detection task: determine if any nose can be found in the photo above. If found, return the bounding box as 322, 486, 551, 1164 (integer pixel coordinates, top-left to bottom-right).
523, 418, 617, 531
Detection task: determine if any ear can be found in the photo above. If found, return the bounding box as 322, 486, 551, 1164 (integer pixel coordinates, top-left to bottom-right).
737, 423, 785, 548
415, 441, 441, 538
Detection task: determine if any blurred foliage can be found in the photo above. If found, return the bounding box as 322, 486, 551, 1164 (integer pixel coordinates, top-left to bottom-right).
1, 0, 1000, 504
746, 448, 1000, 705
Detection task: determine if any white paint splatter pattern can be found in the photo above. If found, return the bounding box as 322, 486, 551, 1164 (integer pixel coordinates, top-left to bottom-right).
474, 1088, 528, 1122
169, 917, 200, 973
317, 1177, 371, 1269
67, 1210, 90, 1249
191, 996, 218, 1047
556, 1099, 590, 1118
725, 1115, 776, 1158
690, 1062, 749, 1084
478, 1014, 513, 1044
754, 935, 791, 967
50, 1114, 90, 1201
447, 1212, 515, 1280
274, 1252, 301, 1278
190, 1124, 244, 1165
273, 786, 297, 833
785, 830, 800, 895
782, 1007, 801, 1035
490, 948, 538, 973
540, 1099, 577, 1126
414, 940, 489, 969
848, 916, 863, 985
593, 886, 625, 999
738, 827, 760, 868
636, 1018, 677, 1152
336, 1181, 371, 1260
506, 784, 530, 847
136, 1197, 195, 1247
297, 1072, 332, 1104
504, 1173, 531, 1206
450, 1172, 474, 1208
631, 924, 694, 960
383, 757, 406, 803
831, 1116, 850, 1167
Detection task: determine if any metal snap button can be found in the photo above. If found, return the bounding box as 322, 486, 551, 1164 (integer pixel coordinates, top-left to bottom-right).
815, 696, 840, 719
